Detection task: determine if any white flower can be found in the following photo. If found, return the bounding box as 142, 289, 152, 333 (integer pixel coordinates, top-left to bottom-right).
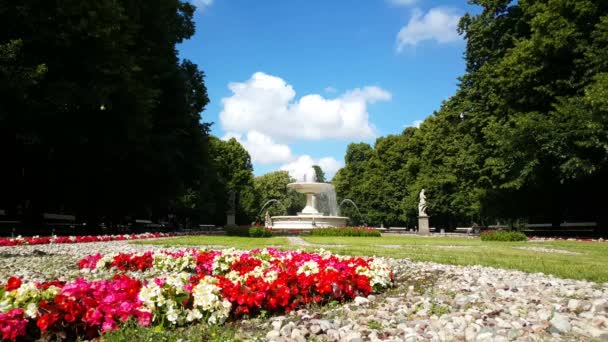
95, 253, 116, 270
153, 253, 196, 272
25, 303, 38, 318
0, 299, 11, 312
263, 270, 278, 283
185, 308, 203, 322
297, 260, 320, 276
225, 270, 243, 284
164, 272, 189, 293
139, 282, 163, 309
191, 276, 231, 324
14, 283, 40, 305
166, 306, 179, 324
356, 258, 392, 288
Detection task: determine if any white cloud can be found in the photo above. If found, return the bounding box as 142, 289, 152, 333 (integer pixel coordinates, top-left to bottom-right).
406, 119, 424, 128
317, 157, 343, 179
396, 8, 462, 50
222, 131, 293, 164
387, 0, 417, 6
280, 155, 343, 181
191, 0, 213, 11
220, 72, 391, 141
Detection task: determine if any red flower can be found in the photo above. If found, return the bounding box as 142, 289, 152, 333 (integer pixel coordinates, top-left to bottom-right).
37, 313, 60, 332
5, 277, 21, 291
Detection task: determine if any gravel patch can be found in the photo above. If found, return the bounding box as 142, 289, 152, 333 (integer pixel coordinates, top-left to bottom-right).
515, 247, 584, 255
246, 261, 608, 341
0, 241, 198, 283
1, 241, 607, 341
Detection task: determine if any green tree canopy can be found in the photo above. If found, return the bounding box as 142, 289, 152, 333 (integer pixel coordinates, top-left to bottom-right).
312, 165, 326, 183
0, 0, 214, 229
246, 171, 305, 219
208, 137, 255, 225
335, 0, 608, 231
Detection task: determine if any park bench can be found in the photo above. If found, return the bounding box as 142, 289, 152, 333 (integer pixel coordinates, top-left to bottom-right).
522, 222, 597, 236
0, 210, 22, 237
198, 224, 217, 231
386, 227, 436, 233
455, 227, 481, 234
44, 213, 82, 235
196, 224, 222, 233
132, 219, 165, 233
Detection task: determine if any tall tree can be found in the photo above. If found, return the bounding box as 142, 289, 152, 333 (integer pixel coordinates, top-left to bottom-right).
208, 137, 255, 225
246, 171, 305, 219
459, 0, 608, 226
0, 0, 213, 230
335, 0, 608, 232
312, 165, 326, 183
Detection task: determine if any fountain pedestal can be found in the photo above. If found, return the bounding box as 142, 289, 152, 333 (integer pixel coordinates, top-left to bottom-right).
271, 215, 348, 230
300, 193, 318, 215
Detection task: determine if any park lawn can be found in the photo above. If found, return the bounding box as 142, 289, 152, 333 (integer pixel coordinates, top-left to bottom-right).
135, 235, 608, 282
132, 235, 289, 249
301, 235, 608, 283
103, 321, 245, 342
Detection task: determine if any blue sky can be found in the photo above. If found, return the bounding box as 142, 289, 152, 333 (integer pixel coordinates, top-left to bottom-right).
178, 0, 477, 179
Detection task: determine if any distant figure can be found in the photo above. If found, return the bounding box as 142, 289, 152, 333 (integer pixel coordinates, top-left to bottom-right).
227, 190, 236, 214
264, 211, 272, 228
418, 189, 427, 216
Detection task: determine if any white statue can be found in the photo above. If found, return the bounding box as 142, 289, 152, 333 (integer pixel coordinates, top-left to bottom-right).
264, 211, 272, 228
418, 189, 427, 216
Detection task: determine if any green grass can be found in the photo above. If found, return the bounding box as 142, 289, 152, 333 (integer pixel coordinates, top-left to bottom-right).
133, 234, 608, 282
300, 235, 608, 282
132, 235, 289, 249
122, 233, 608, 340
103, 321, 241, 342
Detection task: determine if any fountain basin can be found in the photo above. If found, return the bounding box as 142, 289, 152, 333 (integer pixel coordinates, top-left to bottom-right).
271, 215, 348, 230
286, 182, 334, 193
286, 182, 335, 216
268, 168, 348, 230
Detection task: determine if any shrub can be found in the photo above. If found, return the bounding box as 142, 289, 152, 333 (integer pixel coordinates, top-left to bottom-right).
249, 226, 273, 237
310, 227, 381, 237
480, 230, 528, 242
223, 226, 250, 237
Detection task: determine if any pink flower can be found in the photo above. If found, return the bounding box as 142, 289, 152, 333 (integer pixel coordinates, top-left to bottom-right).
0, 308, 28, 341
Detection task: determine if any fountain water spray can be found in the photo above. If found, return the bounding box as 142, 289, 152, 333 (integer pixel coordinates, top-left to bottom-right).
339, 199, 361, 217
257, 199, 281, 219
270, 167, 348, 230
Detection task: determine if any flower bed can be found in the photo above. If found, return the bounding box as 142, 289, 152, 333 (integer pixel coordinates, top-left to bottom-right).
0, 248, 393, 341
0, 232, 175, 247
529, 237, 607, 243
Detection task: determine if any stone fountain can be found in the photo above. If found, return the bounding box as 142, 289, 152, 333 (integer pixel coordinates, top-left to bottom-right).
271, 167, 348, 230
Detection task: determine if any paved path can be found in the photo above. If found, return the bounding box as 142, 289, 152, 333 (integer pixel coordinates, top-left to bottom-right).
286, 236, 346, 248
286, 236, 312, 246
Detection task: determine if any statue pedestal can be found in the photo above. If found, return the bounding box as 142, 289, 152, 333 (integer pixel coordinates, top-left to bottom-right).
418, 216, 430, 235
226, 213, 236, 228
